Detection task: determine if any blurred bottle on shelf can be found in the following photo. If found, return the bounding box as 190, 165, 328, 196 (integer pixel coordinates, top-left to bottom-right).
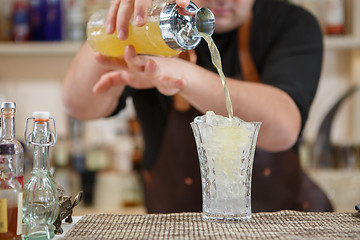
0, 0, 14, 41
68, 116, 96, 206
113, 121, 133, 173
12, 0, 30, 42
29, 0, 46, 41
65, 0, 85, 41
119, 117, 144, 208
120, 171, 144, 208
44, 0, 63, 41
53, 136, 72, 195
324, 0, 345, 35
129, 117, 144, 171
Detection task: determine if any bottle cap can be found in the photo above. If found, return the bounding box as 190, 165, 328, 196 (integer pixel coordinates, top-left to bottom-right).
0, 143, 15, 155
160, 2, 215, 51
1, 102, 16, 109
33, 112, 50, 120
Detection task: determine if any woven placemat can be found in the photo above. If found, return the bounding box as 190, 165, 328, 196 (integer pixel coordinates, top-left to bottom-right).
60, 210, 360, 239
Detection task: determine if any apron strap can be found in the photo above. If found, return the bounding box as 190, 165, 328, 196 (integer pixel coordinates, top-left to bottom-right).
238, 12, 260, 83
173, 50, 197, 112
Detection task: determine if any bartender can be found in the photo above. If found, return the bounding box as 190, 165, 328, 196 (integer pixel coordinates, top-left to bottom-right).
62, 0, 333, 213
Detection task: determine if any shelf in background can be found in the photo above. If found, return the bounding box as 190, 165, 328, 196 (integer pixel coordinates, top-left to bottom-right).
0, 41, 83, 56
0, 36, 360, 56
324, 35, 360, 50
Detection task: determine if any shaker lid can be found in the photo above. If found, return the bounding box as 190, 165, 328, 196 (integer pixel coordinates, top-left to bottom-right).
1, 102, 16, 109
0, 143, 15, 155
160, 2, 214, 51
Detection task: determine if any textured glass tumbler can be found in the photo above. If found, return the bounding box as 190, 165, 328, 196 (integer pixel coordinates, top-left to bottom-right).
191, 112, 261, 222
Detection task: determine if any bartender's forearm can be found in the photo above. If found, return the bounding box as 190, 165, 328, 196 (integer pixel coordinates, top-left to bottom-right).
62, 42, 124, 120
228, 80, 301, 151
179, 65, 301, 152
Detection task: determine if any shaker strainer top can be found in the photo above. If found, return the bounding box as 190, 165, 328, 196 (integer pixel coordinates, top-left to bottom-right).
160, 1, 215, 51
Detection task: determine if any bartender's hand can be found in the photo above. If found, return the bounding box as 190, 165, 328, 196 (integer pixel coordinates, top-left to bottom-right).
106, 0, 190, 40
93, 45, 188, 96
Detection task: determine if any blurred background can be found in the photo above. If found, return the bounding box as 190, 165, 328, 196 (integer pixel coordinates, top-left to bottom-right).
0, 0, 359, 214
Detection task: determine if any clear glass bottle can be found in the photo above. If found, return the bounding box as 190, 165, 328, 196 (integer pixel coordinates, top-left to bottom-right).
0, 102, 24, 188
86, 0, 215, 57
0, 143, 22, 240
23, 112, 59, 240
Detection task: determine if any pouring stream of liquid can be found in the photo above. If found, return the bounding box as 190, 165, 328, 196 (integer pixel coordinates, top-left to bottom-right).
199, 32, 234, 119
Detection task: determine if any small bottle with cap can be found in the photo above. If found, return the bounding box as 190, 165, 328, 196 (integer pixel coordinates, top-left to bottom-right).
86, 0, 215, 57
0, 102, 24, 188
23, 112, 59, 240
0, 143, 22, 240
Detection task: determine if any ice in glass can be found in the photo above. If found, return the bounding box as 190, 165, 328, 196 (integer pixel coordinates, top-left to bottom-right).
191, 111, 261, 222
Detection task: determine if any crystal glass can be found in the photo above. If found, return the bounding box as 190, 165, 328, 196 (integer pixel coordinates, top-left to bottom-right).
191, 111, 261, 222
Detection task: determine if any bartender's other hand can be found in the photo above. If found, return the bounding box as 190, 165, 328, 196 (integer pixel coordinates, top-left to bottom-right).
106, 0, 190, 40
93, 45, 186, 95
94, 52, 127, 69
122, 45, 186, 96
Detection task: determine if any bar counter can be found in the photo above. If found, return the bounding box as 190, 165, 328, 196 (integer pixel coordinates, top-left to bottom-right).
57, 210, 360, 239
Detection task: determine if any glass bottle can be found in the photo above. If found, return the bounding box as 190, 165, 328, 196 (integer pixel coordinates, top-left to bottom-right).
0, 102, 24, 188
23, 112, 59, 240
0, 143, 22, 240
86, 0, 215, 57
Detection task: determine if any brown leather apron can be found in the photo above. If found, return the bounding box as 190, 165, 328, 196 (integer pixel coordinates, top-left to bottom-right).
142, 13, 333, 213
